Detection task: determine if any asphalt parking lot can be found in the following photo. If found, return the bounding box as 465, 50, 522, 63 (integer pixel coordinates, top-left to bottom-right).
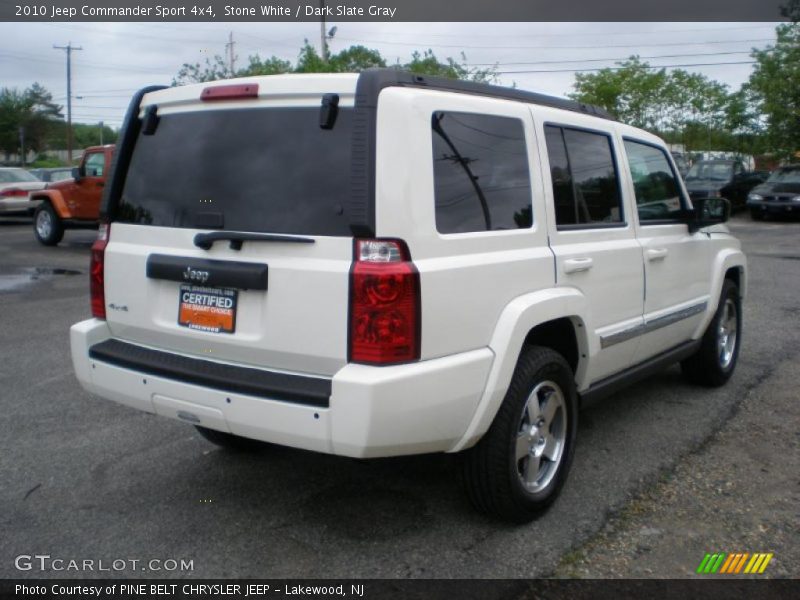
1, 215, 798, 579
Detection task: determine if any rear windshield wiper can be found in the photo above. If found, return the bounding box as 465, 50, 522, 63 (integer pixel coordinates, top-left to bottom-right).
194, 231, 316, 251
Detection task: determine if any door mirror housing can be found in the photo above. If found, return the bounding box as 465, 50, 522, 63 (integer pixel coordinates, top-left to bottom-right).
685, 197, 730, 232
71, 166, 84, 182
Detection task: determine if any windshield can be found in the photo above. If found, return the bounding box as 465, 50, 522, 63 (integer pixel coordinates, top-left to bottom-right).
0, 168, 40, 183
685, 162, 733, 182
117, 106, 355, 236
767, 167, 800, 184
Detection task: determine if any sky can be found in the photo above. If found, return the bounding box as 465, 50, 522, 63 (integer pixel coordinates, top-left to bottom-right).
0, 21, 781, 128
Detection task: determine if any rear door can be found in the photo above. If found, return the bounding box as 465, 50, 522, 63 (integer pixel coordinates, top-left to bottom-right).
102, 78, 359, 377
535, 112, 645, 384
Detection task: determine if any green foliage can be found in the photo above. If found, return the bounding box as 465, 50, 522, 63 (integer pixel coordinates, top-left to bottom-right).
747, 21, 800, 159
173, 54, 233, 85
0, 83, 63, 156
29, 155, 67, 168
173, 42, 495, 85
570, 57, 761, 154
405, 50, 499, 83
239, 55, 292, 77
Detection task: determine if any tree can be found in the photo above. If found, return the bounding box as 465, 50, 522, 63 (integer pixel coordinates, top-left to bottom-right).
0, 83, 62, 158
172, 42, 496, 85
570, 57, 677, 131
404, 50, 499, 83
173, 54, 232, 85
294, 41, 386, 73
569, 57, 759, 153
747, 17, 800, 159
239, 55, 292, 77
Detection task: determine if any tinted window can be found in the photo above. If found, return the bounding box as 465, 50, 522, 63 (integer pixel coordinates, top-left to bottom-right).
544, 126, 577, 225
767, 167, 800, 184
432, 111, 532, 234
623, 140, 684, 222
686, 162, 733, 182
544, 126, 623, 227
117, 107, 354, 235
84, 152, 105, 177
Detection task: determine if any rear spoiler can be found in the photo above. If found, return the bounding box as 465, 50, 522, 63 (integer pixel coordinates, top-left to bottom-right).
100, 85, 168, 222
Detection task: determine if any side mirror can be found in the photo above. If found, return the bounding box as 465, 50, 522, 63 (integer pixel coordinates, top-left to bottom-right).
71, 166, 84, 182
686, 197, 730, 232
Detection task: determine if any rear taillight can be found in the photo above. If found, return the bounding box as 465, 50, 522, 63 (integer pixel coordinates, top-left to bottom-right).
349, 239, 420, 365
90, 223, 109, 319
0, 188, 28, 197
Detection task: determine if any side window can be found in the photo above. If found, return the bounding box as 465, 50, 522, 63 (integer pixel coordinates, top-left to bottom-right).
84, 152, 105, 177
544, 125, 623, 227
623, 140, 684, 222
432, 111, 532, 234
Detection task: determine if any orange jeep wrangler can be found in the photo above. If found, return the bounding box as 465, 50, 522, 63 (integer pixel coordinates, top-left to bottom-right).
32, 145, 115, 246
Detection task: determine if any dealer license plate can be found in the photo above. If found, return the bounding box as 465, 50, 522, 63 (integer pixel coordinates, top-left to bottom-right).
178, 284, 237, 334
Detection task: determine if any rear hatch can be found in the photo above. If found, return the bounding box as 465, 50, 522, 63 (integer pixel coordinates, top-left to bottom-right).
102, 75, 360, 377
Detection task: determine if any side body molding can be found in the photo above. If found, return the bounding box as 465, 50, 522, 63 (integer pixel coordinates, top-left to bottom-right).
449, 287, 590, 452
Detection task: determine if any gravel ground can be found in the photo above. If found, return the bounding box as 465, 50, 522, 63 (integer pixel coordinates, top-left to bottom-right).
555, 352, 800, 578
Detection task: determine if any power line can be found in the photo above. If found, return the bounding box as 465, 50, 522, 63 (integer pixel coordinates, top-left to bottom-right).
497, 60, 757, 75
335, 36, 775, 50
345, 24, 777, 40
467, 49, 761, 67
0, 50, 172, 74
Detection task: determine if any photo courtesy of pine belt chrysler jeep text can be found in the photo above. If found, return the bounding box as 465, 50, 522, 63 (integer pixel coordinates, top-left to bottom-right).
70, 70, 746, 522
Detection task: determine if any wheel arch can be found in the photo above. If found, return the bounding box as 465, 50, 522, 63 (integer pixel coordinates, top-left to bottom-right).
30, 191, 71, 219
692, 249, 747, 339
449, 287, 590, 453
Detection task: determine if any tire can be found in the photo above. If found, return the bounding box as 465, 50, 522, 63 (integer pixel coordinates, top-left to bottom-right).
33, 203, 64, 246
462, 347, 578, 522
195, 426, 265, 451
750, 208, 763, 221
681, 279, 742, 387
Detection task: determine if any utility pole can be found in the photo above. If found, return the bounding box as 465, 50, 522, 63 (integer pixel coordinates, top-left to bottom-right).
18, 126, 25, 166
99, 121, 104, 146
319, 0, 327, 61
54, 42, 82, 165
225, 31, 236, 76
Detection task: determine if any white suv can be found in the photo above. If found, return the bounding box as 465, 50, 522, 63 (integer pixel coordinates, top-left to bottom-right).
70, 71, 746, 522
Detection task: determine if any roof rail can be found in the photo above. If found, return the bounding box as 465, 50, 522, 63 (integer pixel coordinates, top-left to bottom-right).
355, 68, 615, 121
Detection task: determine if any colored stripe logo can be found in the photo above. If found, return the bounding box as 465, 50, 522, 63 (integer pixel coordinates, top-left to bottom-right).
697, 552, 773, 574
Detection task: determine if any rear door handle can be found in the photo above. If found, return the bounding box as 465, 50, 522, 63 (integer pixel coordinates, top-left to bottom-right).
646, 248, 669, 261
563, 257, 594, 273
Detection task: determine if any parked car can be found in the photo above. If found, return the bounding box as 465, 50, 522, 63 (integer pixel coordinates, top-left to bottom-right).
747, 164, 800, 220
28, 167, 75, 183
30, 145, 114, 245
70, 71, 745, 522
684, 159, 767, 211
0, 167, 46, 215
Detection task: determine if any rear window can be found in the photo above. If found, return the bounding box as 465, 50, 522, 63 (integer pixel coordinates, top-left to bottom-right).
116, 107, 354, 236
0, 169, 39, 183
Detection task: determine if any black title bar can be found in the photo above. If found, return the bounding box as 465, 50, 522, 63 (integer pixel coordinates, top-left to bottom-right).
1, 1, 790, 22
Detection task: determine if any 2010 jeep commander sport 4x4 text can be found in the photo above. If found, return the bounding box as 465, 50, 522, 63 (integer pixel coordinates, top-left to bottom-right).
70, 70, 746, 522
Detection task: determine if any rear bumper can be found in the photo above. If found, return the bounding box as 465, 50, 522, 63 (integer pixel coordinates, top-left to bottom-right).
71, 319, 494, 458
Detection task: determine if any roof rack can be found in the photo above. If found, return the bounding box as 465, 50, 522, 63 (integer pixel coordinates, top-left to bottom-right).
356, 68, 615, 121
